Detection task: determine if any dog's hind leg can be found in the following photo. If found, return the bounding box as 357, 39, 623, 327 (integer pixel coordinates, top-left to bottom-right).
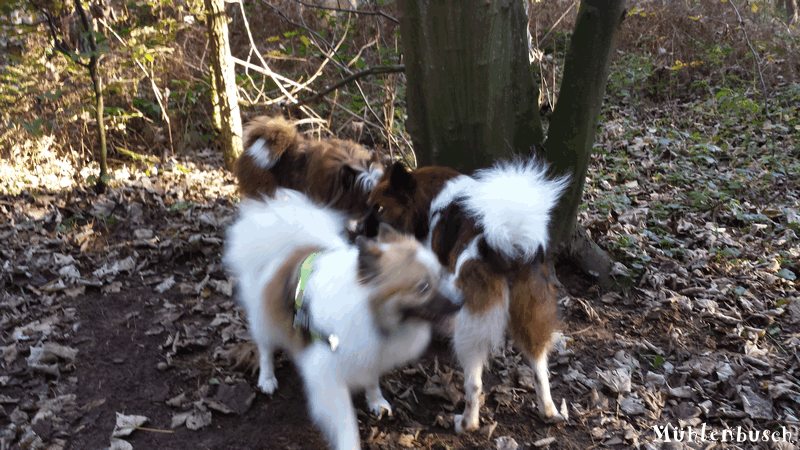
508, 265, 564, 423
299, 351, 361, 450
249, 300, 279, 394
452, 301, 507, 434
453, 331, 487, 434
528, 352, 562, 423
255, 340, 279, 394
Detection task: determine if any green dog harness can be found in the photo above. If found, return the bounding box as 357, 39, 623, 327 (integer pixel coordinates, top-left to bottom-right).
293, 252, 339, 352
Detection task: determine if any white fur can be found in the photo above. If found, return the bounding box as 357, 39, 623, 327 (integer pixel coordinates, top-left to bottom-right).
247, 137, 277, 169
453, 296, 509, 433
530, 353, 559, 421
429, 175, 476, 219
464, 159, 569, 261
356, 162, 384, 194
225, 189, 439, 450
439, 272, 462, 307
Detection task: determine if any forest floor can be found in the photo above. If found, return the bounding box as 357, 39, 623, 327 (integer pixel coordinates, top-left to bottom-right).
2, 91, 800, 450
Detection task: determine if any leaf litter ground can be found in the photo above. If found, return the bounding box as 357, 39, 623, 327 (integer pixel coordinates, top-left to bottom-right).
1, 102, 799, 449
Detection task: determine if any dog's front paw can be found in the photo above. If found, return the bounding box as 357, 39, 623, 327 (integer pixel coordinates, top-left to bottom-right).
367, 396, 392, 419
257, 373, 279, 394
454, 414, 478, 434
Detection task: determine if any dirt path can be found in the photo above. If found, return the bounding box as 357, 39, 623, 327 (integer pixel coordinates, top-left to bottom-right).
61, 280, 593, 450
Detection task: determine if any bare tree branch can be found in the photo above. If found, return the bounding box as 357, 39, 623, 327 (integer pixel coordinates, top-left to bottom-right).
292, 0, 398, 24
234, 0, 298, 103
259, 0, 352, 75
39, 9, 90, 68
287, 64, 404, 109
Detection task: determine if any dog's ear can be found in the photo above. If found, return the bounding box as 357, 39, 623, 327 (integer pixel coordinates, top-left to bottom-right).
377, 223, 401, 242
388, 161, 416, 192
356, 235, 382, 283
341, 165, 357, 191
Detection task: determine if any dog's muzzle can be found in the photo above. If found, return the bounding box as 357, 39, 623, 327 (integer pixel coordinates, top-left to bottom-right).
403, 291, 463, 322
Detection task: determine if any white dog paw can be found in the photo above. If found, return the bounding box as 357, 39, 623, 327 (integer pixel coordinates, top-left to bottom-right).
541, 411, 566, 424
367, 397, 392, 419
538, 402, 566, 424
454, 414, 478, 434
257, 374, 278, 394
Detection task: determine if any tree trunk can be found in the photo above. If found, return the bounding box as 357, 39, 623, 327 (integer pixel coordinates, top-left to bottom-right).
397, 0, 543, 173
89, 60, 107, 193
74, 0, 108, 194
544, 0, 626, 287
205, 0, 243, 172
398, 0, 625, 287
787, 0, 799, 24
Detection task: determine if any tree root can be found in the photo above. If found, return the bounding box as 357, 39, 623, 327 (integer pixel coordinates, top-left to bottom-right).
555, 221, 617, 289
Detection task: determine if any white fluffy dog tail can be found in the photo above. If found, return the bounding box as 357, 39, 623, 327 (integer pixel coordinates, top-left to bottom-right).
464, 158, 570, 262
224, 188, 349, 287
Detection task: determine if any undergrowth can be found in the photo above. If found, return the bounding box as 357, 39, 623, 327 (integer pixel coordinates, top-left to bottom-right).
1, 0, 798, 205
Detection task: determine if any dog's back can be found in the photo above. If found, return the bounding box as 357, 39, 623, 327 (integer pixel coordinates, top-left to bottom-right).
235, 116, 384, 218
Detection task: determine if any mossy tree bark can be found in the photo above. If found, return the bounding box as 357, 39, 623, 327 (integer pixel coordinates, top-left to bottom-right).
544, 0, 627, 287
397, 0, 543, 173
205, 0, 242, 171
398, 0, 627, 287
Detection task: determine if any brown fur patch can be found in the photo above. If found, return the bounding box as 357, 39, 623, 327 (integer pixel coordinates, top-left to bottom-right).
236, 116, 383, 217
260, 245, 324, 353
358, 232, 445, 336
455, 259, 508, 314
507, 264, 559, 359
357, 223, 408, 283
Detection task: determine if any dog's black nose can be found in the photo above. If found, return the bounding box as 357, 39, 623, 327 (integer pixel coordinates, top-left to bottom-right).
431, 291, 463, 317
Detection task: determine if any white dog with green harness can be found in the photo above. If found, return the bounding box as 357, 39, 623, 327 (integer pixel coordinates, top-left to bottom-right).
225, 188, 462, 450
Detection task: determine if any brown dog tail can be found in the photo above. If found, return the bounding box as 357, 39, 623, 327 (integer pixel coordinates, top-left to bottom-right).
235, 116, 300, 198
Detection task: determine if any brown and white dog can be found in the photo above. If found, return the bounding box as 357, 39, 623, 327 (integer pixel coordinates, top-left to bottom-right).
235, 116, 384, 219
365, 159, 570, 432
225, 188, 462, 450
